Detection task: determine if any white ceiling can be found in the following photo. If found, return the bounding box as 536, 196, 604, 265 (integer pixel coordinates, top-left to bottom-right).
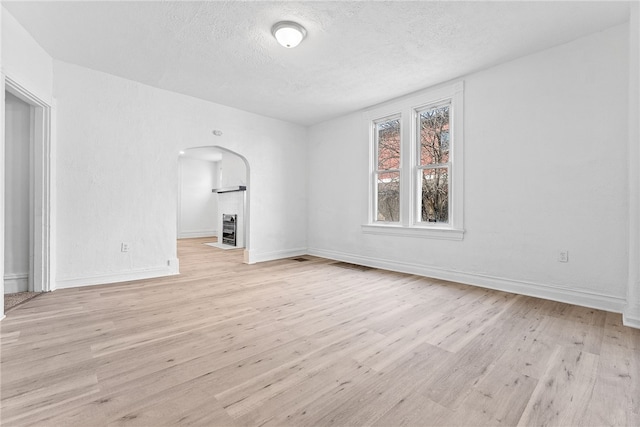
3, 1, 631, 125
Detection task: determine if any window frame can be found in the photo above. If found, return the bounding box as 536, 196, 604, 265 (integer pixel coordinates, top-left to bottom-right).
415, 101, 452, 225
372, 114, 402, 223
363, 81, 464, 241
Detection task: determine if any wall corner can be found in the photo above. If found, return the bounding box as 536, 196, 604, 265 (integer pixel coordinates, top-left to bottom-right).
626, 2, 640, 328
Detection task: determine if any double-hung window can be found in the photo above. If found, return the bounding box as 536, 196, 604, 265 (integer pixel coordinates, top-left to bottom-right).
363, 81, 464, 240
374, 116, 401, 222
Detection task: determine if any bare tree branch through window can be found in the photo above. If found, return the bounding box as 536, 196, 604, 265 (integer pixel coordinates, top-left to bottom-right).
419, 105, 450, 223
376, 118, 400, 221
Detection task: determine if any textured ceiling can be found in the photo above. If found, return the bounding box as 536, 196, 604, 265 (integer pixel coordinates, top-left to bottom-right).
3, 1, 631, 125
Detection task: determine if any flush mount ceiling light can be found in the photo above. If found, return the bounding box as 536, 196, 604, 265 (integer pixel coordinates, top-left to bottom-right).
271, 21, 307, 48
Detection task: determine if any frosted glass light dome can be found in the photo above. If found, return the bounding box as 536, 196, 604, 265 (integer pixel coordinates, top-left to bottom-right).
272, 21, 307, 48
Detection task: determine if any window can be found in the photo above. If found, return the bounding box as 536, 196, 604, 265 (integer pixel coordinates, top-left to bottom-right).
375, 116, 401, 222
418, 103, 450, 224
363, 82, 464, 240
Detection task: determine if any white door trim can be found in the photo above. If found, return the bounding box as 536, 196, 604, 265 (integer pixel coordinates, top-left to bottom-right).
3, 74, 53, 294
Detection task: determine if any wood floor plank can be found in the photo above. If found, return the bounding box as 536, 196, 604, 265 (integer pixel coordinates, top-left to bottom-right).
309, 342, 451, 426
517, 346, 600, 426
493, 314, 560, 380
234, 357, 373, 427
577, 345, 639, 426
1, 237, 639, 426
461, 365, 538, 425
215, 328, 383, 419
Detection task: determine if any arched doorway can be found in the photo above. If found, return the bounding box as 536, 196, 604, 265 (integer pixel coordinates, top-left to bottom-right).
177, 146, 250, 263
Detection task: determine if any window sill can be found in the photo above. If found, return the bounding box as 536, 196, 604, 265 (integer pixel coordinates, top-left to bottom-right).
361, 224, 465, 241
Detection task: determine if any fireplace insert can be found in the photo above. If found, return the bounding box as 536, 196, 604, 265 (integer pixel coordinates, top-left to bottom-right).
222, 214, 237, 246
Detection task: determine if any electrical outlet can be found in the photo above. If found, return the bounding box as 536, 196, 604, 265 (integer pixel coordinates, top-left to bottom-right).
121, 242, 131, 253
558, 250, 568, 263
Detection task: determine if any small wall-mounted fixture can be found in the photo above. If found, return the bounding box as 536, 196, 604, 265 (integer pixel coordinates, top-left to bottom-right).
271, 21, 307, 48
212, 130, 223, 136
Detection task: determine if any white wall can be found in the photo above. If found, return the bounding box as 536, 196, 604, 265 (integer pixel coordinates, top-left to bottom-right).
626, 3, 640, 328
1, 4, 4, 317
178, 157, 218, 239
219, 151, 246, 188
1, 6, 53, 104
53, 60, 307, 288
4, 92, 30, 293
308, 23, 630, 312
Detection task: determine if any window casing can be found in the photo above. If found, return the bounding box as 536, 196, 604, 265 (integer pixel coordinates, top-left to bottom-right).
363, 82, 464, 240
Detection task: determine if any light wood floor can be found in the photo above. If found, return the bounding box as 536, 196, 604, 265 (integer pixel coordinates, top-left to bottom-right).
1, 238, 639, 426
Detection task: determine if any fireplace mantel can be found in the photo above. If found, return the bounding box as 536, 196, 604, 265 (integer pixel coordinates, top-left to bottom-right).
212, 186, 246, 194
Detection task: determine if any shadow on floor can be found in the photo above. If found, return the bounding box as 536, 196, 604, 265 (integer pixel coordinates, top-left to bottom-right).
5, 292, 40, 312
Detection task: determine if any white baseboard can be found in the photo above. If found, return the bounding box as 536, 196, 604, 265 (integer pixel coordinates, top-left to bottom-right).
56, 263, 180, 290
178, 230, 217, 239
4, 273, 28, 294
246, 247, 308, 264
307, 247, 627, 314
623, 310, 640, 329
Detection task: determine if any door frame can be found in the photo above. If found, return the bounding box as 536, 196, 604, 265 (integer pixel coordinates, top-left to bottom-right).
2, 74, 53, 295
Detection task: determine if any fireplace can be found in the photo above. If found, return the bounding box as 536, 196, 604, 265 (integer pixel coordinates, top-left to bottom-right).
215, 189, 245, 249
222, 214, 237, 246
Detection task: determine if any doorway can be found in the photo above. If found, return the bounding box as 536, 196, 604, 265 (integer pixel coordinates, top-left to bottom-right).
4, 91, 31, 293
2, 76, 53, 310
177, 146, 250, 263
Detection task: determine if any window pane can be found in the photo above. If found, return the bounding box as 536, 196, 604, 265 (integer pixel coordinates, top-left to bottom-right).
377, 118, 401, 170
419, 104, 450, 165
377, 171, 400, 222
421, 168, 449, 223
